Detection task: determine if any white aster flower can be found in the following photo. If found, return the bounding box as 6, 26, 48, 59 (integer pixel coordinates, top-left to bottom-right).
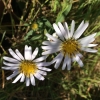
42, 20, 97, 70
2, 45, 51, 86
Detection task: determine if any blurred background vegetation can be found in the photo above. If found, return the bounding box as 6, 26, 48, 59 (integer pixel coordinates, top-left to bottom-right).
0, 0, 100, 100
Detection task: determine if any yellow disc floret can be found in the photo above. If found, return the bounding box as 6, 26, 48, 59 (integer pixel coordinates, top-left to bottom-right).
19, 60, 38, 77
61, 38, 80, 57
31, 23, 38, 31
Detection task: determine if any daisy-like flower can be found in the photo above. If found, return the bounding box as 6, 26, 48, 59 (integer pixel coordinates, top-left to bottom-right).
42, 20, 97, 70
2, 45, 51, 86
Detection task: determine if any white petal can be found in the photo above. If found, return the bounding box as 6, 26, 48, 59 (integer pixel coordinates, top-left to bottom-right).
76, 53, 83, 58
58, 22, 67, 39
62, 56, 71, 70
26, 77, 30, 86
78, 33, 96, 45
30, 74, 35, 86
41, 43, 60, 50
2, 66, 19, 70
42, 41, 54, 46
74, 22, 89, 39
8, 48, 21, 61
81, 48, 97, 53
73, 55, 83, 67
81, 43, 98, 48
70, 20, 75, 37
34, 72, 45, 81
3, 61, 19, 67
36, 62, 53, 67
20, 73, 25, 82
24, 45, 32, 60
52, 33, 58, 38
80, 39, 96, 48
12, 73, 23, 83
42, 48, 60, 55
45, 33, 61, 42
42, 46, 53, 50
34, 56, 47, 62
31, 47, 38, 60
87, 44, 98, 47
75, 20, 84, 33
3, 56, 19, 63
15, 49, 24, 60
6, 71, 19, 80
53, 23, 64, 40
53, 53, 63, 69
42, 41, 61, 46
37, 70, 47, 76
47, 33, 58, 41
64, 22, 70, 38
37, 66, 52, 71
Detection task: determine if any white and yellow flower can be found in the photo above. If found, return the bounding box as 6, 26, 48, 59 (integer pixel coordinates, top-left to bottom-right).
2, 45, 51, 86
42, 20, 97, 70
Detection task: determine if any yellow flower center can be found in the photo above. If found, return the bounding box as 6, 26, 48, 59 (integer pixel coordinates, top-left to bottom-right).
61, 38, 80, 57
31, 23, 38, 30
19, 60, 38, 77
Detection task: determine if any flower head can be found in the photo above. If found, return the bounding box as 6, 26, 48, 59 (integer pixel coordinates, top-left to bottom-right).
2, 45, 51, 86
42, 20, 97, 70
31, 23, 38, 31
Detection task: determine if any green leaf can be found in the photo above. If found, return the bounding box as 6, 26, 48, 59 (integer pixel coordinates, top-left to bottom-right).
56, 1, 72, 23
96, 32, 100, 37
63, 3, 72, 16
23, 30, 33, 40
30, 34, 42, 41
0, 31, 6, 44
45, 20, 52, 28
56, 14, 65, 23
23, 23, 30, 26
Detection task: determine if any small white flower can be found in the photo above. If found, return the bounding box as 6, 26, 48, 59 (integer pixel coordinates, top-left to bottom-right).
42, 20, 97, 70
2, 45, 52, 86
